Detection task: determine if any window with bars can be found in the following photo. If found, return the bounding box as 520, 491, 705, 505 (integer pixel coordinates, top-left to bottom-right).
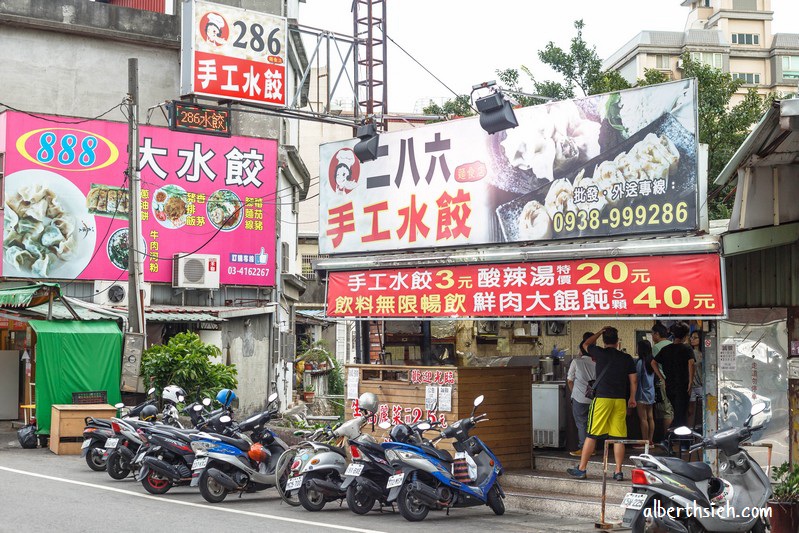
782, 56, 799, 79
281, 241, 290, 273
690, 52, 723, 69
732, 73, 761, 84
731, 33, 759, 45
301, 253, 328, 280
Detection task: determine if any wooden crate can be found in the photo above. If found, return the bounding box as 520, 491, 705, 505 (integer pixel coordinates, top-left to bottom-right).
50, 404, 116, 455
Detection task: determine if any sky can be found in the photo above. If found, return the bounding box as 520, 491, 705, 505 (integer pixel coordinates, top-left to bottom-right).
298, 0, 799, 113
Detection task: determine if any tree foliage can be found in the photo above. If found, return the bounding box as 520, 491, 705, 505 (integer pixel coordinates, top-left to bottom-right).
678, 53, 771, 218
141, 332, 238, 402
417, 20, 772, 218
422, 94, 474, 118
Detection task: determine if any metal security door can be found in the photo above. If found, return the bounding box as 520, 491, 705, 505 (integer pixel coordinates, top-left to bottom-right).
0, 350, 20, 419
717, 319, 789, 468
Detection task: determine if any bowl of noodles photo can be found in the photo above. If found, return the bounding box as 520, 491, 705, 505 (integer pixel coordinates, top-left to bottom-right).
207, 189, 243, 231
152, 185, 188, 229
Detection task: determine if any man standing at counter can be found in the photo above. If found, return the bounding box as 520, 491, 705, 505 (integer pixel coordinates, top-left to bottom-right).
567, 327, 637, 481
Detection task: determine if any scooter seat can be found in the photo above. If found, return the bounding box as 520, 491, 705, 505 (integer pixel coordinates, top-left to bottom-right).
421, 444, 452, 462
327, 445, 348, 457
659, 458, 713, 481
216, 434, 252, 452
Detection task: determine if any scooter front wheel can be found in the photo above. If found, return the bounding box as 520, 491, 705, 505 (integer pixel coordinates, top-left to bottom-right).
346, 483, 376, 515
397, 483, 429, 522
487, 484, 505, 516
198, 469, 228, 503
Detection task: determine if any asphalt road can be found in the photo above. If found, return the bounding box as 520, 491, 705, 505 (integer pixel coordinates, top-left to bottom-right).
0, 426, 596, 533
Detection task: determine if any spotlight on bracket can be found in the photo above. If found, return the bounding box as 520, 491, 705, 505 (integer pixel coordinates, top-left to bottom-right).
353, 123, 379, 163
475, 91, 518, 135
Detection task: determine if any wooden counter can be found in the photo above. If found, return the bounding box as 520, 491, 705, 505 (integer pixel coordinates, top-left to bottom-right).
345, 364, 532, 469
50, 404, 116, 455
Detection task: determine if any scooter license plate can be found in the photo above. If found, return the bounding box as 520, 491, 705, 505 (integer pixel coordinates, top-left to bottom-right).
285, 475, 303, 491
621, 492, 647, 510
191, 457, 208, 470
386, 473, 405, 489
81, 439, 91, 450
345, 463, 364, 477
104, 438, 119, 449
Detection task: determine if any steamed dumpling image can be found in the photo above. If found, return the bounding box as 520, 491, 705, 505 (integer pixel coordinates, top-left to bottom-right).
4, 181, 76, 275
544, 178, 575, 220
517, 200, 553, 241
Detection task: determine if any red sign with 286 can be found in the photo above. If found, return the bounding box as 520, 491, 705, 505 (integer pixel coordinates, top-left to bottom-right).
326, 253, 724, 318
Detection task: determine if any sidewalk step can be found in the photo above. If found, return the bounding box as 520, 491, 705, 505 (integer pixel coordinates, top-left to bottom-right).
502, 470, 630, 500
533, 454, 636, 479
503, 486, 625, 522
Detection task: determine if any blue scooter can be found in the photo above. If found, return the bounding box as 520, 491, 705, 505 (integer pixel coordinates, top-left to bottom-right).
381, 395, 505, 522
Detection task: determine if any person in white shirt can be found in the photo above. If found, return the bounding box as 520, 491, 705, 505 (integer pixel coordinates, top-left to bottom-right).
567, 332, 597, 456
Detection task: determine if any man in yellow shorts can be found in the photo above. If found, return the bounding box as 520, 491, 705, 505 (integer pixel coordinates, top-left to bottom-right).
567, 326, 637, 481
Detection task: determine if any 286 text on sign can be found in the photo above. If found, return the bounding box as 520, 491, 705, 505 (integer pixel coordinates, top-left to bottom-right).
326, 254, 724, 318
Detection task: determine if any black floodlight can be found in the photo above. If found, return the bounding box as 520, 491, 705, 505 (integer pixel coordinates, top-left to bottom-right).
475, 91, 518, 134
353, 123, 379, 163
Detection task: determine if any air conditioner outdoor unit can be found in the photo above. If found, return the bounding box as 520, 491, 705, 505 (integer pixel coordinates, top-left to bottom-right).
172, 253, 220, 289
94, 280, 151, 307
676, 59, 685, 70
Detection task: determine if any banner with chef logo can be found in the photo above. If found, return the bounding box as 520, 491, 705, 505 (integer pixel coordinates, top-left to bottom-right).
0, 110, 277, 285
180, 0, 287, 107
326, 254, 724, 319
319, 79, 698, 254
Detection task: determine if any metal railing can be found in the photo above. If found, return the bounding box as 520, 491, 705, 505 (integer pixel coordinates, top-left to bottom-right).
596, 438, 650, 530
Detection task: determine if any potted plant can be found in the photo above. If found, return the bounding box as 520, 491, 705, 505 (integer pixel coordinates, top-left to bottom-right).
303, 383, 315, 403
769, 461, 799, 532
300, 340, 332, 371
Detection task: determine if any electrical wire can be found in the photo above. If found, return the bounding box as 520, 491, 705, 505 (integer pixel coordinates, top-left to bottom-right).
379, 25, 466, 104
0, 100, 126, 124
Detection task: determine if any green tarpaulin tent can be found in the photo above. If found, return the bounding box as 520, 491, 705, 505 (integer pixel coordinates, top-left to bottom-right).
30, 320, 122, 434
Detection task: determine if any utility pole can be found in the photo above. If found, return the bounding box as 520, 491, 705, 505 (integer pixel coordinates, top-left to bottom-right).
127, 58, 144, 335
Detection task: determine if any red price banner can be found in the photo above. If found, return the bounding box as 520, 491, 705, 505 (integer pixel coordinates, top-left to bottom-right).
326, 254, 724, 318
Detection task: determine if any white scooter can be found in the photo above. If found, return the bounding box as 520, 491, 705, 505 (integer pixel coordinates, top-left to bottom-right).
622, 403, 771, 532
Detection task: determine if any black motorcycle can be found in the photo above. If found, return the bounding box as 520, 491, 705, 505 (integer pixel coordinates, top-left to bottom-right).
134, 401, 230, 494
80, 387, 157, 471
341, 419, 434, 514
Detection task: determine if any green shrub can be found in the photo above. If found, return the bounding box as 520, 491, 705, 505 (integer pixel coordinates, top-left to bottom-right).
141, 332, 237, 401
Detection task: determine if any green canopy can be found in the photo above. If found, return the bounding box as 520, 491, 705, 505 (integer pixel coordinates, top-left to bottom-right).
0, 283, 59, 308
30, 320, 122, 434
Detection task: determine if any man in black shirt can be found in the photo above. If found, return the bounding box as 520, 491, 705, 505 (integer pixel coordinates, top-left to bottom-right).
654, 322, 695, 429
567, 326, 637, 481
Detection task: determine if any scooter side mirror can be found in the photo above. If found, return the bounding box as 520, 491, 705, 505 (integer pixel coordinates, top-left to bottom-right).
193, 404, 204, 412
178, 395, 185, 403
219, 415, 232, 424
417, 422, 431, 431
202, 398, 212, 407
673, 426, 692, 436
147, 387, 156, 396
470, 395, 485, 417
378, 421, 391, 430
267, 392, 279, 404
750, 403, 766, 417
114, 402, 125, 409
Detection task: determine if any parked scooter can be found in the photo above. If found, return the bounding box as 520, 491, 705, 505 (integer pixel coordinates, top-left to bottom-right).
382, 395, 505, 522
282, 397, 382, 513
341, 397, 432, 515
80, 387, 157, 471
622, 403, 771, 533
104, 386, 187, 480
134, 389, 236, 494
189, 393, 290, 503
